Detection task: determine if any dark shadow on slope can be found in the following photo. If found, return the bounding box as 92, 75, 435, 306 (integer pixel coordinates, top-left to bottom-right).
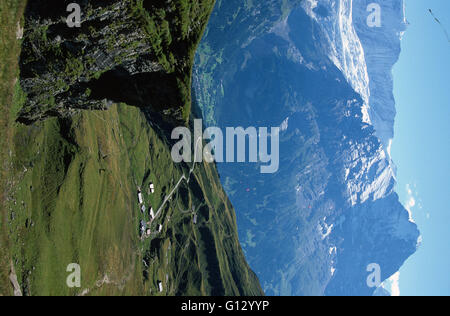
86, 66, 183, 112
199, 226, 226, 296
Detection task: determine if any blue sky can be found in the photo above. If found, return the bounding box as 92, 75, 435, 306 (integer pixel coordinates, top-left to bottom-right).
392, 0, 450, 296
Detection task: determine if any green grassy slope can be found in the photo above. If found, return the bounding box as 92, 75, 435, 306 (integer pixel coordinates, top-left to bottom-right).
0, 0, 27, 296
6, 104, 262, 296
1, 0, 263, 296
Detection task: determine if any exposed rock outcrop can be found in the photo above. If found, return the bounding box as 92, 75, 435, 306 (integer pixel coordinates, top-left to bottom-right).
18, 0, 213, 124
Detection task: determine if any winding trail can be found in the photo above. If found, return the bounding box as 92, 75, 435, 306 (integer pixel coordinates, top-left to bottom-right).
78, 274, 132, 296
9, 261, 22, 297
151, 137, 202, 223
78, 137, 203, 295
78, 252, 137, 296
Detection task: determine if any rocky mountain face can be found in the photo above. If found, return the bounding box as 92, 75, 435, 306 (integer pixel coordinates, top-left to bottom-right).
194, 0, 419, 296
18, 0, 214, 124
2, 0, 264, 296
296, 0, 406, 150
353, 0, 407, 150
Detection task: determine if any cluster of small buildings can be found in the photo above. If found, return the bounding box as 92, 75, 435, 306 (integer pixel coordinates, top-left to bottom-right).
137, 183, 159, 239
137, 182, 169, 294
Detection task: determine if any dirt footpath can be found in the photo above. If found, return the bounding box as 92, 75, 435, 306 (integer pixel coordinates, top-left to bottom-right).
9, 261, 22, 296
